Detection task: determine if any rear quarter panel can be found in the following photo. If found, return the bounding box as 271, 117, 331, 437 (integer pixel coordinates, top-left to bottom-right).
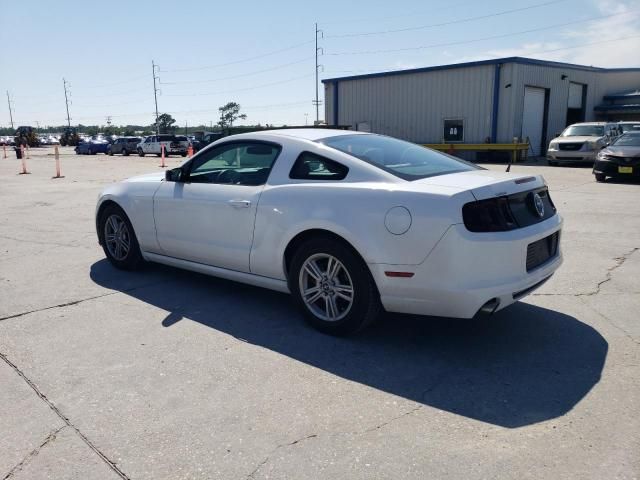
250, 182, 475, 280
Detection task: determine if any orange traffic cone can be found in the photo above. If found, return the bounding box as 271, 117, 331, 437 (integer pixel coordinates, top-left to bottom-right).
187, 144, 194, 157
160, 144, 166, 168
19, 146, 29, 174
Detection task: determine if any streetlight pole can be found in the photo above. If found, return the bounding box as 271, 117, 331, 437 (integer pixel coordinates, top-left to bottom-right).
6, 91, 14, 129
63, 78, 72, 127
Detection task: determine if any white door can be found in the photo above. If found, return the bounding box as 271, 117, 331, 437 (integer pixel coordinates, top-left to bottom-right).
153, 141, 280, 272
522, 86, 546, 156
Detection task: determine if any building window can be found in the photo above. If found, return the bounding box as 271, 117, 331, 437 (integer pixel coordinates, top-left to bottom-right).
443, 118, 464, 142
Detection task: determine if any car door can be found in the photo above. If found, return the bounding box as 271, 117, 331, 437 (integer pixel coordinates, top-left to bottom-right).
143, 136, 155, 154
153, 141, 281, 272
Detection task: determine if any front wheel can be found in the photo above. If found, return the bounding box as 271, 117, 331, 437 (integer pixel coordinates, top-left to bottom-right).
99, 204, 143, 270
595, 173, 606, 182
289, 237, 381, 335
138, 148, 145, 157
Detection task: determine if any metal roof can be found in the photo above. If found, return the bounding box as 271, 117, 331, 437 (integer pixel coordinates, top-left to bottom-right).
322, 57, 640, 84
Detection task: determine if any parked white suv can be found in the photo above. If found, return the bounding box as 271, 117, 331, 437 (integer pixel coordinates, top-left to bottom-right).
137, 134, 189, 157
546, 122, 620, 165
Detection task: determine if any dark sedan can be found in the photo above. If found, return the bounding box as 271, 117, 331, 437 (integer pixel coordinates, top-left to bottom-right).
593, 132, 640, 182
75, 136, 110, 155
108, 137, 141, 156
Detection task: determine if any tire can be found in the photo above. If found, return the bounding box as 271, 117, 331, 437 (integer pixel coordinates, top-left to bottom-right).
548, 160, 558, 166
181, 152, 187, 157
108, 149, 113, 156
91, 149, 96, 155
288, 236, 382, 335
123, 148, 129, 156
138, 148, 145, 157
595, 173, 606, 182
98, 204, 143, 270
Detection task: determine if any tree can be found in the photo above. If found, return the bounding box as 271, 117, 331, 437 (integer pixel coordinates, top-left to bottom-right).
218, 102, 246, 128
155, 113, 177, 134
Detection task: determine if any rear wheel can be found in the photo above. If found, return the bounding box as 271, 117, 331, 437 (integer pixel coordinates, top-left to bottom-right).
123, 148, 129, 156
595, 173, 606, 182
289, 237, 381, 335
138, 148, 145, 157
98, 204, 143, 270
108, 149, 113, 156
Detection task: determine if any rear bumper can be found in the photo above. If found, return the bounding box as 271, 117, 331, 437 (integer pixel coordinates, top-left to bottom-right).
371, 215, 563, 318
547, 150, 597, 162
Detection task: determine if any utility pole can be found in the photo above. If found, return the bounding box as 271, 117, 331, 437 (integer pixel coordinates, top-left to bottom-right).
313, 23, 324, 124
63, 78, 72, 127
6, 91, 14, 129
152, 60, 160, 135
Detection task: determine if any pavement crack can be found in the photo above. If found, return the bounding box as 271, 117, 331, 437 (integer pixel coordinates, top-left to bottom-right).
0, 280, 171, 322
0, 351, 131, 480
582, 247, 639, 297
3, 426, 66, 480
532, 247, 639, 298
246, 434, 318, 479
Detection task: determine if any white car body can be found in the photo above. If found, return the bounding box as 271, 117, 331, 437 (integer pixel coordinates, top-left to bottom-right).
97, 129, 562, 321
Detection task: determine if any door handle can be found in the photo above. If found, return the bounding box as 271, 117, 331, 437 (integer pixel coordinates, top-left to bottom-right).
228, 199, 251, 208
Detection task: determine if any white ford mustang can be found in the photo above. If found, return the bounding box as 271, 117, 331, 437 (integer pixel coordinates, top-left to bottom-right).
96, 129, 562, 335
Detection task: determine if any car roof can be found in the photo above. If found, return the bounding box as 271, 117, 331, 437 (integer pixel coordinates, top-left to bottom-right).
243, 128, 367, 141
568, 122, 610, 126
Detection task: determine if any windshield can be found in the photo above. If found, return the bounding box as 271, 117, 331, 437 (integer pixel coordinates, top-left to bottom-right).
561, 125, 604, 137
611, 133, 640, 147
318, 134, 480, 181
619, 123, 640, 133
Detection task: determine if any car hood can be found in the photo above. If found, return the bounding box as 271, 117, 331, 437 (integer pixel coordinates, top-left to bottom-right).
413, 170, 545, 200
602, 145, 640, 157
555, 136, 602, 143
124, 172, 166, 183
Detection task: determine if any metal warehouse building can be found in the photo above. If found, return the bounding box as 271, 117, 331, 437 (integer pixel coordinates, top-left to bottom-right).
322, 57, 640, 156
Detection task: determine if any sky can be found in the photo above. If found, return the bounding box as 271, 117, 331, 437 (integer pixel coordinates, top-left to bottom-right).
1, 0, 639, 129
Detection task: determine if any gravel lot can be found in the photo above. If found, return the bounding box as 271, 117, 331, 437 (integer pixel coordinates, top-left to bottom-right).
1, 146, 638, 479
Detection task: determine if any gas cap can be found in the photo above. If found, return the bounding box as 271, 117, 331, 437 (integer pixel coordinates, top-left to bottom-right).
384, 206, 412, 235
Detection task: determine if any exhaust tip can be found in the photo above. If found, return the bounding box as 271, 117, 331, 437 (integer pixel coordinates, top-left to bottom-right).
479, 298, 500, 315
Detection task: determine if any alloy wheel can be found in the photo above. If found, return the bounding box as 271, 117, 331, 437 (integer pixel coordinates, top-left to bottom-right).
104, 214, 131, 261
298, 253, 354, 322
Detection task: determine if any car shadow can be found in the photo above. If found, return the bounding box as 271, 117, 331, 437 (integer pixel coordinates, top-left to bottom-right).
90, 260, 607, 429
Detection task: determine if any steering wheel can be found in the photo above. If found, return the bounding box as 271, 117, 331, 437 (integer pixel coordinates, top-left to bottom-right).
216, 169, 242, 184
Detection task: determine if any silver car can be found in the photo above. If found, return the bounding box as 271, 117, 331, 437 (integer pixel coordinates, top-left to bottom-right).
547, 122, 620, 165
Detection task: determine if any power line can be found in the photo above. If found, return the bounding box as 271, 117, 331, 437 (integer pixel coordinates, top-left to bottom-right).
325, 0, 568, 39
325, 10, 637, 57
317, 0, 474, 26
159, 57, 313, 85
163, 73, 314, 97
78, 74, 149, 89
160, 40, 314, 73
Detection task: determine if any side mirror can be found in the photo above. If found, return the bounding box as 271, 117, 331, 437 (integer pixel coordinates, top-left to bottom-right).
165, 167, 185, 182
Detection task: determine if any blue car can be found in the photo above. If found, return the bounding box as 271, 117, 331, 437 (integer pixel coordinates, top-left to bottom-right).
75, 136, 110, 155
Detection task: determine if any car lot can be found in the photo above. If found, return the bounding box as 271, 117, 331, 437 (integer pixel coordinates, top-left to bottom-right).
1, 146, 639, 479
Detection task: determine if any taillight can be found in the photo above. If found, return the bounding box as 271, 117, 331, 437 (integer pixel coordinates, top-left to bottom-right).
462, 197, 517, 232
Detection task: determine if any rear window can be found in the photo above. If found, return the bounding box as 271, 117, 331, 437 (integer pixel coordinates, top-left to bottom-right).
127, 137, 141, 143
318, 134, 479, 181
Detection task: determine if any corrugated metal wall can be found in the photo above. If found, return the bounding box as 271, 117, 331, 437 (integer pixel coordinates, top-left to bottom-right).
325, 65, 495, 143
324, 61, 640, 149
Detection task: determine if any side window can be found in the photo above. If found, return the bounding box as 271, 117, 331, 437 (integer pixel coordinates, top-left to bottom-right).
289, 152, 349, 181
188, 142, 281, 186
